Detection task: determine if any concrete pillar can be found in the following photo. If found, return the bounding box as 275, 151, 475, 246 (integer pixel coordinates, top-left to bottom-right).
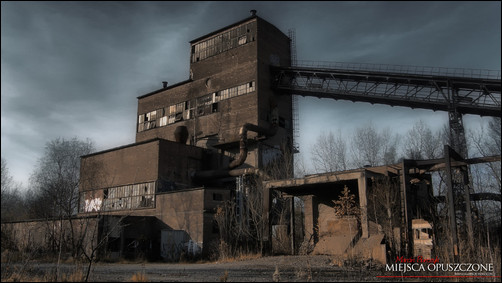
290, 196, 295, 255
357, 172, 369, 238
302, 195, 318, 244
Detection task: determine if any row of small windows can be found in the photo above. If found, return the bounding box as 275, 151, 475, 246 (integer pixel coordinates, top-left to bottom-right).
80, 181, 156, 213
191, 22, 256, 63
138, 81, 255, 132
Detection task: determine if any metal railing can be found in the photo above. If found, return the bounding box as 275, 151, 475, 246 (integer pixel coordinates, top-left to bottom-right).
294, 60, 501, 80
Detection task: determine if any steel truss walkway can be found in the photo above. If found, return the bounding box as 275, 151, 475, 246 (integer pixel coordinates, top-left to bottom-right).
271, 61, 501, 117
271, 61, 501, 158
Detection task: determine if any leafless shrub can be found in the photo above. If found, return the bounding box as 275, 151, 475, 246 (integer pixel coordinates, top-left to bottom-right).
130, 271, 149, 282
220, 270, 229, 282
272, 265, 280, 282
295, 258, 312, 282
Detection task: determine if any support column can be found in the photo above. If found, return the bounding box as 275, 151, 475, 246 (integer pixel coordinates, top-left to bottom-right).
444, 146, 460, 262
448, 108, 468, 159
444, 145, 474, 260
400, 160, 414, 257
290, 196, 295, 255
447, 82, 474, 257
357, 172, 369, 239
302, 195, 318, 245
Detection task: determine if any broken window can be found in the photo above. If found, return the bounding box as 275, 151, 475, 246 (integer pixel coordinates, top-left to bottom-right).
137, 81, 255, 132
191, 21, 256, 63
159, 116, 168, 127
238, 35, 247, 45
98, 181, 156, 212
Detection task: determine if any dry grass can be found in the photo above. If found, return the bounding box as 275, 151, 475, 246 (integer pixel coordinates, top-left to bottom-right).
217, 252, 262, 263
219, 270, 229, 282
129, 271, 149, 282
1, 267, 85, 282
294, 258, 313, 282
59, 268, 85, 282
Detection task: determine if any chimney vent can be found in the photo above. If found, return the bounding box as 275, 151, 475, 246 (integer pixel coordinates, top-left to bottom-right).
162, 81, 168, 88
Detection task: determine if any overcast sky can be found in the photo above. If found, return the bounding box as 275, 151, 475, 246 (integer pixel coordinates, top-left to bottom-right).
2, 1, 501, 188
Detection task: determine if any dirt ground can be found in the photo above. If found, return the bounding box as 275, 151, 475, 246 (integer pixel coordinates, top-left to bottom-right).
86, 255, 385, 282
2, 254, 498, 282
1, 255, 385, 282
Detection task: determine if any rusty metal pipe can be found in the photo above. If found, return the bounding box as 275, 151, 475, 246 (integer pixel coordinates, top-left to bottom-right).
192, 107, 278, 181
228, 122, 278, 169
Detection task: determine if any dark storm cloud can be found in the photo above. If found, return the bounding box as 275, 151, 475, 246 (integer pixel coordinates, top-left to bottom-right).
1, 1, 500, 186
268, 1, 501, 68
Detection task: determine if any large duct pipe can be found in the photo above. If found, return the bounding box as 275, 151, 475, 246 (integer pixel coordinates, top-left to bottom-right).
228, 122, 278, 169
192, 107, 279, 182
191, 121, 277, 182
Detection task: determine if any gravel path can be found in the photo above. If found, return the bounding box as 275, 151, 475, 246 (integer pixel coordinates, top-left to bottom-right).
1, 255, 423, 282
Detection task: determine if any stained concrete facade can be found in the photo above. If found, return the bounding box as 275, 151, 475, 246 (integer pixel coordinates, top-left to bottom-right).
135, 15, 293, 169
74, 13, 293, 260
77, 137, 232, 258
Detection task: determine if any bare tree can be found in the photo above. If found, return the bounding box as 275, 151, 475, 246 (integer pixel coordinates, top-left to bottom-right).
310, 130, 347, 173
1, 158, 14, 192
469, 117, 501, 189
380, 127, 400, 165
350, 123, 397, 167
1, 158, 25, 222
29, 137, 95, 258
294, 151, 309, 178
30, 137, 95, 217
403, 120, 443, 159
367, 176, 401, 258
467, 117, 501, 257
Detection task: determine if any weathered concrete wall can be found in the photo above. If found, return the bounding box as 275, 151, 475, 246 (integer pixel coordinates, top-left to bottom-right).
80, 188, 229, 255
155, 188, 231, 255
256, 17, 293, 162
1, 217, 100, 257
80, 140, 161, 191
80, 139, 207, 192
154, 189, 205, 245
352, 221, 387, 264
313, 215, 359, 256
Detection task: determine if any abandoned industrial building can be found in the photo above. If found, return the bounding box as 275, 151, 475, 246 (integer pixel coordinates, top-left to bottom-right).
3, 10, 501, 265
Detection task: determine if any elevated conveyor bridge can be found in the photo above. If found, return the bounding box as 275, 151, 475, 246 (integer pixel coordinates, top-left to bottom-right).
271, 61, 501, 158
272, 61, 501, 117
